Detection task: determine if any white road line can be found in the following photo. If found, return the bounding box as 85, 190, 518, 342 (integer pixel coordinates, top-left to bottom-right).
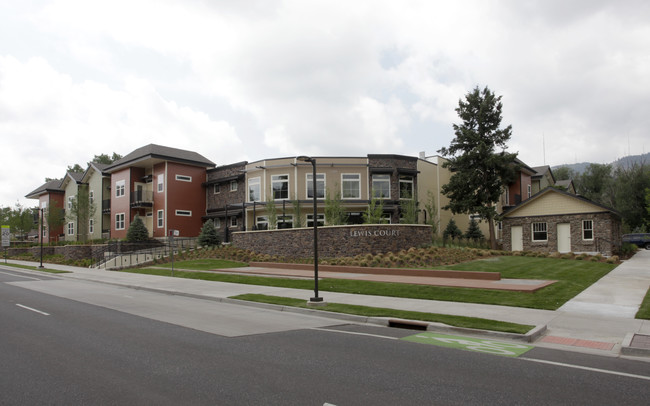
16, 304, 50, 316
0, 270, 43, 280
521, 357, 650, 381
312, 327, 399, 340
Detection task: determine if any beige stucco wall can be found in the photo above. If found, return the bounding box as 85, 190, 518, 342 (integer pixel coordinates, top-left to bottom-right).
85, 167, 105, 240
62, 176, 79, 242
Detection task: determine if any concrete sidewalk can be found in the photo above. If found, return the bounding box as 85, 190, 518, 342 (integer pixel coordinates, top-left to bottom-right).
4, 251, 650, 358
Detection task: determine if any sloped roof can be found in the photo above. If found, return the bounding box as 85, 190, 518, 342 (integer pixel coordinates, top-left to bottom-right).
531, 165, 556, 183
25, 178, 63, 199
502, 186, 619, 218
81, 162, 111, 183
105, 144, 216, 172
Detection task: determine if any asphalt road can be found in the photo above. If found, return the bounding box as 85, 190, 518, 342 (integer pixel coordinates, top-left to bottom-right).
1, 267, 649, 405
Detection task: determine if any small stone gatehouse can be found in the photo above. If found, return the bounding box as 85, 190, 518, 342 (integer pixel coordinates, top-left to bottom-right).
502, 187, 621, 256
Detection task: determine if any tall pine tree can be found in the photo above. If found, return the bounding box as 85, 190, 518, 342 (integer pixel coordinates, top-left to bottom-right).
438, 86, 517, 249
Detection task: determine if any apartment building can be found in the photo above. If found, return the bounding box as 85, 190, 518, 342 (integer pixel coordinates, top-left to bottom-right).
25, 179, 65, 243
104, 144, 215, 239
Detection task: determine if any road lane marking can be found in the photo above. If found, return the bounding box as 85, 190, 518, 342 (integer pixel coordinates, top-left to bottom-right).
520, 357, 650, 381
0, 270, 43, 280
312, 327, 399, 340
16, 304, 50, 316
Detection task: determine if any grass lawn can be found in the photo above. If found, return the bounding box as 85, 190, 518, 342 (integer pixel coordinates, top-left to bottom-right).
156, 259, 248, 271
232, 293, 535, 334
637, 288, 650, 319
130, 256, 617, 311
0, 262, 69, 274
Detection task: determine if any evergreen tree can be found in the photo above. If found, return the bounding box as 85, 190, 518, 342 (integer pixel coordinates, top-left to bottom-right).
424, 190, 439, 235
438, 86, 517, 249
198, 219, 220, 247
443, 218, 463, 242
465, 218, 484, 242
126, 215, 149, 242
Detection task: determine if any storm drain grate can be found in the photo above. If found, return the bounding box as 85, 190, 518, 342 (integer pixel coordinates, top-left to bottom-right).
388, 319, 428, 330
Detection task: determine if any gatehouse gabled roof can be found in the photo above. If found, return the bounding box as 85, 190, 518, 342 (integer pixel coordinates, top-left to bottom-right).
502, 187, 619, 218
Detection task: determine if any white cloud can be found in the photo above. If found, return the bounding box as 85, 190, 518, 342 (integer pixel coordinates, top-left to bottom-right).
1, 0, 650, 206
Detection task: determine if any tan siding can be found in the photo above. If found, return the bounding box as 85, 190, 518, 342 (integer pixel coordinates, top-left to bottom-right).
507, 192, 608, 217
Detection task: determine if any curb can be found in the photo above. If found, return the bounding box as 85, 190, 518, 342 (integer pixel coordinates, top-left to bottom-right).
224, 297, 546, 342
621, 332, 650, 357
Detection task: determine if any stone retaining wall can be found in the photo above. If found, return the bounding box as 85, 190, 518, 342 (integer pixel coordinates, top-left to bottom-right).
232, 224, 432, 258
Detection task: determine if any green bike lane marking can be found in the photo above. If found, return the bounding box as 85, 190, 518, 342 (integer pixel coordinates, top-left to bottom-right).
402, 332, 534, 357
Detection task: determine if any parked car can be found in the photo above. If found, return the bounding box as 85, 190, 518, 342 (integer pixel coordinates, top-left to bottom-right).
622, 233, 650, 249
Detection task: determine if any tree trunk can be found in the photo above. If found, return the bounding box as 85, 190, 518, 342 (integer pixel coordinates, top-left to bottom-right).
487, 214, 497, 250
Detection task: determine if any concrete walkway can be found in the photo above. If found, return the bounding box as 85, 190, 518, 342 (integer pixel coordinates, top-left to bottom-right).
3, 251, 650, 358
558, 249, 650, 318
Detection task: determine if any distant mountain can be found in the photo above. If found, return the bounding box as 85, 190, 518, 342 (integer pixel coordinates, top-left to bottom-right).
552, 152, 649, 175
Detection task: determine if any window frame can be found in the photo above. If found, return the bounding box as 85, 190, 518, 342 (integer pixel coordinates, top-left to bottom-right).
399, 175, 414, 200
175, 174, 192, 182
157, 174, 164, 193
271, 174, 289, 200
115, 180, 125, 197
230, 180, 238, 192
115, 213, 125, 230
532, 222, 548, 242
306, 173, 325, 199
248, 177, 261, 202
306, 213, 325, 227
157, 210, 164, 228
256, 215, 269, 230
341, 173, 361, 199
89, 218, 94, 234
214, 184, 220, 194
175, 210, 192, 217
67, 222, 74, 235
372, 174, 391, 199
582, 220, 594, 241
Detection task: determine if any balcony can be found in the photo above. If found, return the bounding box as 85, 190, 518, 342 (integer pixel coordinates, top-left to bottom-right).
102, 199, 111, 213
131, 190, 154, 208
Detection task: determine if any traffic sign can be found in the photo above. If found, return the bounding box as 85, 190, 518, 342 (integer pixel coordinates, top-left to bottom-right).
1, 225, 10, 247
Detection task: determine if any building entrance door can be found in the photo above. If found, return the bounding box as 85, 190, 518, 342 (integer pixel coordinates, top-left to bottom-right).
557, 223, 571, 253
511, 226, 523, 251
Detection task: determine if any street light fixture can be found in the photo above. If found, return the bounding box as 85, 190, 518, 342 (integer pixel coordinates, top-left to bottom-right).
297, 155, 323, 304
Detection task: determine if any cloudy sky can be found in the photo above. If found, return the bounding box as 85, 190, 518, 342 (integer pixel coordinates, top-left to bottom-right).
1, 0, 649, 208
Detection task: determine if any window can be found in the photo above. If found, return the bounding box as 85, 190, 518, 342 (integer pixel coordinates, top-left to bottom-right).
115, 180, 125, 197
527, 184, 532, 199
271, 174, 289, 200
214, 184, 220, 194
157, 174, 164, 192
278, 214, 294, 229
399, 175, 414, 199
67, 196, 73, 210
176, 174, 192, 182
505, 188, 510, 205
306, 173, 325, 198
248, 177, 261, 202
89, 219, 94, 234
157, 210, 164, 228
67, 222, 74, 235
230, 180, 238, 192
115, 213, 125, 230
215, 218, 221, 229
89, 190, 94, 204
256, 216, 269, 230
175, 210, 192, 217
532, 222, 547, 241
230, 217, 238, 227
306, 213, 325, 227
372, 174, 391, 199
342, 174, 361, 199
582, 220, 593, 240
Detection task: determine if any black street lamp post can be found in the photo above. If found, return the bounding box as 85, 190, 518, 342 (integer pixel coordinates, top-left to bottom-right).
297, 156, 323, 304
39, 207, 44, 268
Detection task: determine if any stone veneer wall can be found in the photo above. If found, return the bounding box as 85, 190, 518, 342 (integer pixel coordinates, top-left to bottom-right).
7, 244, 108, 261
502, 212, 621, 256
232, 224, 432, 258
